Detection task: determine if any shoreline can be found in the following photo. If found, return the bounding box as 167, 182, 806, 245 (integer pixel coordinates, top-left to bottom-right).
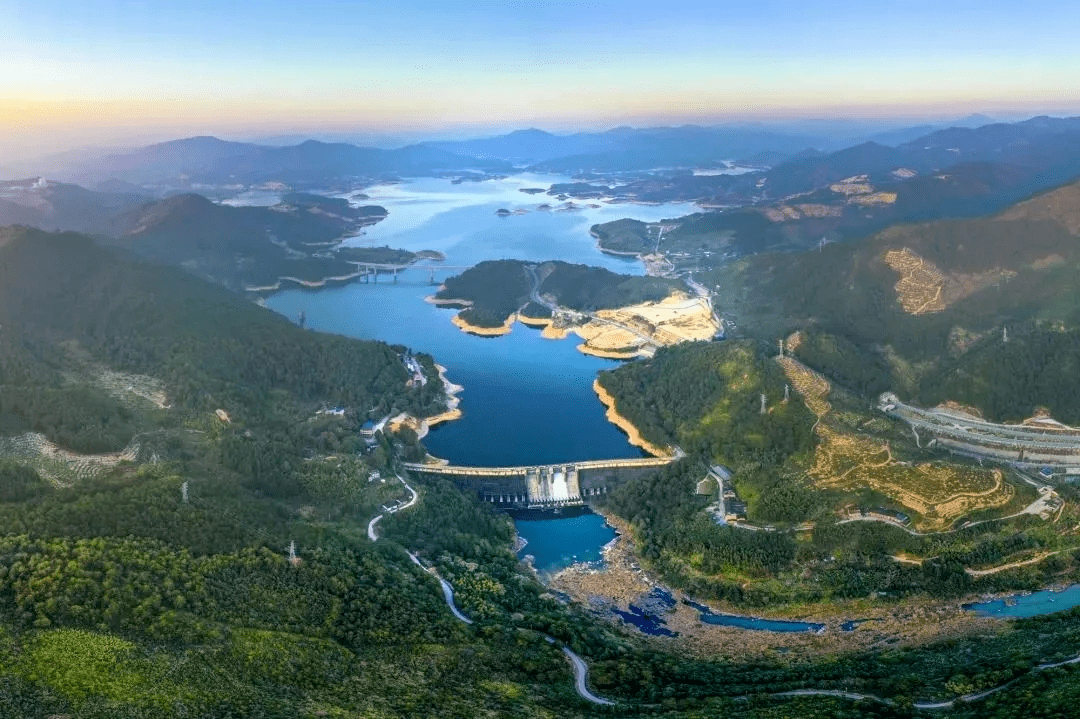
577, 343, 642, 360
389, 364, 464, 439
552, 509, 1005, 662
592, 379, 671, 458
451, 312, 515, 336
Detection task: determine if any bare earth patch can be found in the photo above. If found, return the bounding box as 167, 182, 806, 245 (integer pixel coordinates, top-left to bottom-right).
883, 247, 1015, 315
779, 352, 1013, 530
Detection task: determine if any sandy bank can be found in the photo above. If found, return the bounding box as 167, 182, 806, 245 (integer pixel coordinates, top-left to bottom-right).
388, 364, 464, 439
592, 379, 671, 458
425, 295, 473, 308
541, 324, 571, 340
451, 312, 515, 336
516, 313, 553, 328
577, 344, 641, 360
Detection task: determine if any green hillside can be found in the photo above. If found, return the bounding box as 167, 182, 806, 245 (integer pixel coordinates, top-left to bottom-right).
5, 228, 1080, 716
435, 259, 684, 328
713, 179, 1080, 421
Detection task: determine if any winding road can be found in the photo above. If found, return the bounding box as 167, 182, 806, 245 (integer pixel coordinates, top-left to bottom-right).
562, 646, 614, 706
367, 470, 613, 705
771, 649, 1080, 711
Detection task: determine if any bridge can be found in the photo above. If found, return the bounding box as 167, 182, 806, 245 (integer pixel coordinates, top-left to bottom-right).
351, 263, 472, 284
402, 456, 675, 508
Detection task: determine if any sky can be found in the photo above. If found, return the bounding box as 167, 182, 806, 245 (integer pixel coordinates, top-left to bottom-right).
2, 0, 1080, 157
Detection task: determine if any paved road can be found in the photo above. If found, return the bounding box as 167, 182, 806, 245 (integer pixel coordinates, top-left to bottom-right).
562, 646, 615, 706
366, 475, 418, 541
771, 649, 1080, 710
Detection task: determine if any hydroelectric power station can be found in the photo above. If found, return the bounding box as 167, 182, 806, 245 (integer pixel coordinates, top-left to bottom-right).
402, 456, 674, 508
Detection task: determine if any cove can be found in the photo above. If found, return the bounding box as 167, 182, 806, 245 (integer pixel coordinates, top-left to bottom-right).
967, 584, 1080, 619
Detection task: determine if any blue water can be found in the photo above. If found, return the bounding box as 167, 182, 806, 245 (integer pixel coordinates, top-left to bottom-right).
614, 606, 679, 637
684, 600, 826, 633
967, 584, 1080, 619
515, 512, 617, 574
265, 174, 699, 466
613, 588, 680, 636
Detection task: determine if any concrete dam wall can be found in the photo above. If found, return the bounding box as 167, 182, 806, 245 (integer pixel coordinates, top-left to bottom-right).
402, 457, 673, 508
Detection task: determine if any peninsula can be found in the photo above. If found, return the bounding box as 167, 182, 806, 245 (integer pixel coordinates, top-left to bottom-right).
432, 259, 719, 357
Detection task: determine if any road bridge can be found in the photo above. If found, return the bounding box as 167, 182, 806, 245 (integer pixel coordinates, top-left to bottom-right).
402, 456, 674, 508
351, 262, 472, 284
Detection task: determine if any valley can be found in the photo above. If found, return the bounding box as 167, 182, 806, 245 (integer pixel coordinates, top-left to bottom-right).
5, 116, 1080, 717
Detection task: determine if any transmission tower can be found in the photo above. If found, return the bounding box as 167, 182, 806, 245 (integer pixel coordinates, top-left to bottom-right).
778, 338, 785, 359
181, 481, 189, 503
760, 393, 767, 415
288, 540, 299, 566
784, 384, 790, 403
1003, 326, 1008, 344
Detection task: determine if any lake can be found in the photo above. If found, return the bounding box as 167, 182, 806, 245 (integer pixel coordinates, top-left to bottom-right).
265, 174, 699, 466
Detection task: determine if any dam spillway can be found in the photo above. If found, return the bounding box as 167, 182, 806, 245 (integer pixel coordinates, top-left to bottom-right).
402, 456, 673, 508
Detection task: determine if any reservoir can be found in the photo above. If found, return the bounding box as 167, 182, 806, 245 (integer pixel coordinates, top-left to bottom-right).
265, 174, 699, 467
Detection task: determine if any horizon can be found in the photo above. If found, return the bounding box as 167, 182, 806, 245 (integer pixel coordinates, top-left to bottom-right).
4, 0, 1080, 162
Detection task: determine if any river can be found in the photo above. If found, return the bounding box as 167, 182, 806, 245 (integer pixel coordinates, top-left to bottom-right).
967, 584, 1080, 618
515, 511, 617, 575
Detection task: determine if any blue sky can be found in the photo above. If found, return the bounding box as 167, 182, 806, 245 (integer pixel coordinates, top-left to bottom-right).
2, 0, 1079, 153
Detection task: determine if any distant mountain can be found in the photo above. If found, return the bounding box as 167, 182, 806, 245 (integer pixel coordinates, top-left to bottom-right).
760, 141, 904, 197
427, 128, 620, 163
527, 125, 824, 172
109, 192, 393, 290
0, 178, 148, 234
80, 136, 512, 188
747, 115, 1080, 205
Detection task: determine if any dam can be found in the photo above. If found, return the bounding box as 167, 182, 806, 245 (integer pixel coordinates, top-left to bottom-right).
402, 456, 674, 508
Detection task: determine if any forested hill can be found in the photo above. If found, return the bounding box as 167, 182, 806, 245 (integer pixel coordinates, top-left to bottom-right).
108, 192, 397, 290
0, 225, 444, 435
715, 178, 1080, 421
435, 259, 685, 328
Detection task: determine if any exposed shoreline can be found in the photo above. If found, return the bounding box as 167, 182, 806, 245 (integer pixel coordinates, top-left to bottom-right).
388, 364, 464, 439
451, 312, 515, 336
592, 379, 671, 458
550, 507, 1000, 662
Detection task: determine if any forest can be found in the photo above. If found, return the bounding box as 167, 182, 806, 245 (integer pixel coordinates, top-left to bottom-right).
436, 259, 684, 328
595, 340, 1080, 606
0, 227, 445, 446
711, 180, 1080, 422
